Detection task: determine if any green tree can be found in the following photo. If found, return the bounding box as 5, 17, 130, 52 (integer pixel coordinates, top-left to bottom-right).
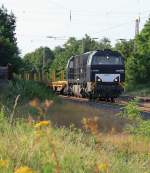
115, 39, 134, 60
126, 18, 150, 86
80, 35, 111, 53
23, 47, 54, 73
0, 5, 21, 71
24, 35, 112, 80
50, 35, 112, 80
98, 37, 111, 50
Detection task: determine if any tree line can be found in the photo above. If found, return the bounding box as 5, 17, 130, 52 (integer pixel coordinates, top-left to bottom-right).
0, 5, 150, 89
23, 36, 112, 79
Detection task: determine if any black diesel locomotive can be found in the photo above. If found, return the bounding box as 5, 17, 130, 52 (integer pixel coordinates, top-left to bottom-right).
66, 49, 125, 101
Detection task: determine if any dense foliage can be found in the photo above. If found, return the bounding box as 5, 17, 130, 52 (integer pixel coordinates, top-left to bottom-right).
23, 47, 54, 72
50, 36, 111, 79
23, 35, 111, 80
115, 18, 150, 88
0, 80, 55, 106
0, 5, 21, 71
133, 18, 150, 84
114, 39, 134, 61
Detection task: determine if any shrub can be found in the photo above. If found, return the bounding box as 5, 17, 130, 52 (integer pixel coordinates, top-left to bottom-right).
120, 99, 150, 136
119, 99, 141, 122
129, 120, 150, 136
5, 79, 55, 102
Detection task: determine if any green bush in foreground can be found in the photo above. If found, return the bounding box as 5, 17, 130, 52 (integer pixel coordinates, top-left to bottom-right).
128, 120, 150, 136
119, 99, 141, 121
119, 99, 150, 137
0, 80, 56, 104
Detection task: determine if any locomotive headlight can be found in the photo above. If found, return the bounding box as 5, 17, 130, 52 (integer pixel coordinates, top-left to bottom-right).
114, 76, 119, 82
96, 76, 102, 82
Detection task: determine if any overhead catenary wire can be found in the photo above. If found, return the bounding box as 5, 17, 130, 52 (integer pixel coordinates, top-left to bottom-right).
12, 0, 150, 45
17, 15, 149, 40
13, 8, 150, 17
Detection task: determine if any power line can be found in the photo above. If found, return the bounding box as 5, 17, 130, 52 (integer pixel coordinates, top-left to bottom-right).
89, 14, 149, 35
48, 0, 68, 10
14, 9, 150, 17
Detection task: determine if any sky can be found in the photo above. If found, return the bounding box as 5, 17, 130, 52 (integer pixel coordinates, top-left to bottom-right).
1, 0, 150, 56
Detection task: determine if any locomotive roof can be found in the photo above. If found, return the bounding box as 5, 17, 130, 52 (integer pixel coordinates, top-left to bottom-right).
74, 49, 122, 57
94, 49, 122, 56
66, 49, 123, 68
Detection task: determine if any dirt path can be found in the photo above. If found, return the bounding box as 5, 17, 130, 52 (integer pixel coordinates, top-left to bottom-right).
46, 99, 128, 133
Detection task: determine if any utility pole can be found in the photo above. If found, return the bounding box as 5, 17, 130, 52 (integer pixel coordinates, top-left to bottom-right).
134, 17, 140, 53
42, 47, 46, 81
70, 10, 72, 22
135, 17, 140, 36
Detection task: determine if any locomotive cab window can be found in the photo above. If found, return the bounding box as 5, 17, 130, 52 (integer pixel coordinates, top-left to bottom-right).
69, 61, 73, 68
92, 56, 123, 65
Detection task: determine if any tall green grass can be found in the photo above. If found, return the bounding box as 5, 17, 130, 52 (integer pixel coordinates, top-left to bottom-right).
0, 79, 57, 107
0, 108, 149, 173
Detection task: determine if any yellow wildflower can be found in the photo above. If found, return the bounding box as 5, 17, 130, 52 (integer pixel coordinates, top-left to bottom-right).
15, 166, 36, 173
34, 120, 50, 128
97, 162, 108, 172
0, 160, 9, 168
29, 98, 40, 108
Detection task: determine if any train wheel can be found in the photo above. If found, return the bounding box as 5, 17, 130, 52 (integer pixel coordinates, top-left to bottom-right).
111, 97, 115, 103
89, 94, 92, 100
106, 98, 110, 102
89, 93, 94, 101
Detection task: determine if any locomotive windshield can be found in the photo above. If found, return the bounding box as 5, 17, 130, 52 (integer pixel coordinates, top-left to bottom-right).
92, 56, 123, 65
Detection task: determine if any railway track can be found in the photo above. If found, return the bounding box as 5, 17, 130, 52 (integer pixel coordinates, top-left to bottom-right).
59, 95, 150, 119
